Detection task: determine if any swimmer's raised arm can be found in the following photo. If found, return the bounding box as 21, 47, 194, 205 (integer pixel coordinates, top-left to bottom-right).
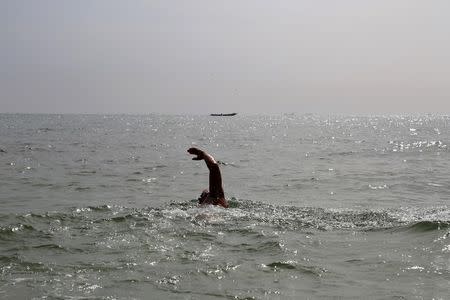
187, 147, 225, 202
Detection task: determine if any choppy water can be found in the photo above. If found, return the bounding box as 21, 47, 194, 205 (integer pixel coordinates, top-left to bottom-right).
1, 114, 449, 299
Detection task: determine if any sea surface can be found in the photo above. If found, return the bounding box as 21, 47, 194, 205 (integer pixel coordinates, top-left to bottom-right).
0, 114, 449, 299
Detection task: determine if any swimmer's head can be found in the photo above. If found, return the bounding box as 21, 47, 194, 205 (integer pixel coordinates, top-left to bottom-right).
198, 189, 209, 203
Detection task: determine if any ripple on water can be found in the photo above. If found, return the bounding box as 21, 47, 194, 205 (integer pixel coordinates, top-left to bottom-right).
0, 200, 449, 298
265, 261, 326, 277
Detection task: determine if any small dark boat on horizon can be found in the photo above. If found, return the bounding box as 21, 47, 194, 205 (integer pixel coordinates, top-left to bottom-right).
210, 113, 237, 116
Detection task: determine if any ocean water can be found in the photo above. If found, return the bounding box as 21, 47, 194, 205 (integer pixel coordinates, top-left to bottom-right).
0, 113, 449, 299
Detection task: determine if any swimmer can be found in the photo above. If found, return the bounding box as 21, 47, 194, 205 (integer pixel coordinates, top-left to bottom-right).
187, 147, 229, 208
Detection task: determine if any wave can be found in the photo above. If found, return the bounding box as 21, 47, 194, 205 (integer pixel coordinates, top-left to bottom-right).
0, 223, 38, 240
0, 200, 448, 298
0, 254, 52, 272
265, 261, 326, 276
1, 201, 449, 245
402, 220, 450, 232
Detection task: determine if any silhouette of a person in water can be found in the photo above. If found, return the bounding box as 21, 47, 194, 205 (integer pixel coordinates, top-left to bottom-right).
188, 147, 229, 208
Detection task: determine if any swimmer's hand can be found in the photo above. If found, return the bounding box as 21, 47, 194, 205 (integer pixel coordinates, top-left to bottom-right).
188, 147, 204, 160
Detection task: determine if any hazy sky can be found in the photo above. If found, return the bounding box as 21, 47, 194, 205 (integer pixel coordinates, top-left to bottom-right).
1, 0, 450, 114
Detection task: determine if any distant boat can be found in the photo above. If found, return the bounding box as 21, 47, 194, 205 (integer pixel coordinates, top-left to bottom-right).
210, 113, 237, 116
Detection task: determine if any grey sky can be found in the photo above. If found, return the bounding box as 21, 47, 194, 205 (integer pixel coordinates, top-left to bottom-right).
1, 0, 450, 114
